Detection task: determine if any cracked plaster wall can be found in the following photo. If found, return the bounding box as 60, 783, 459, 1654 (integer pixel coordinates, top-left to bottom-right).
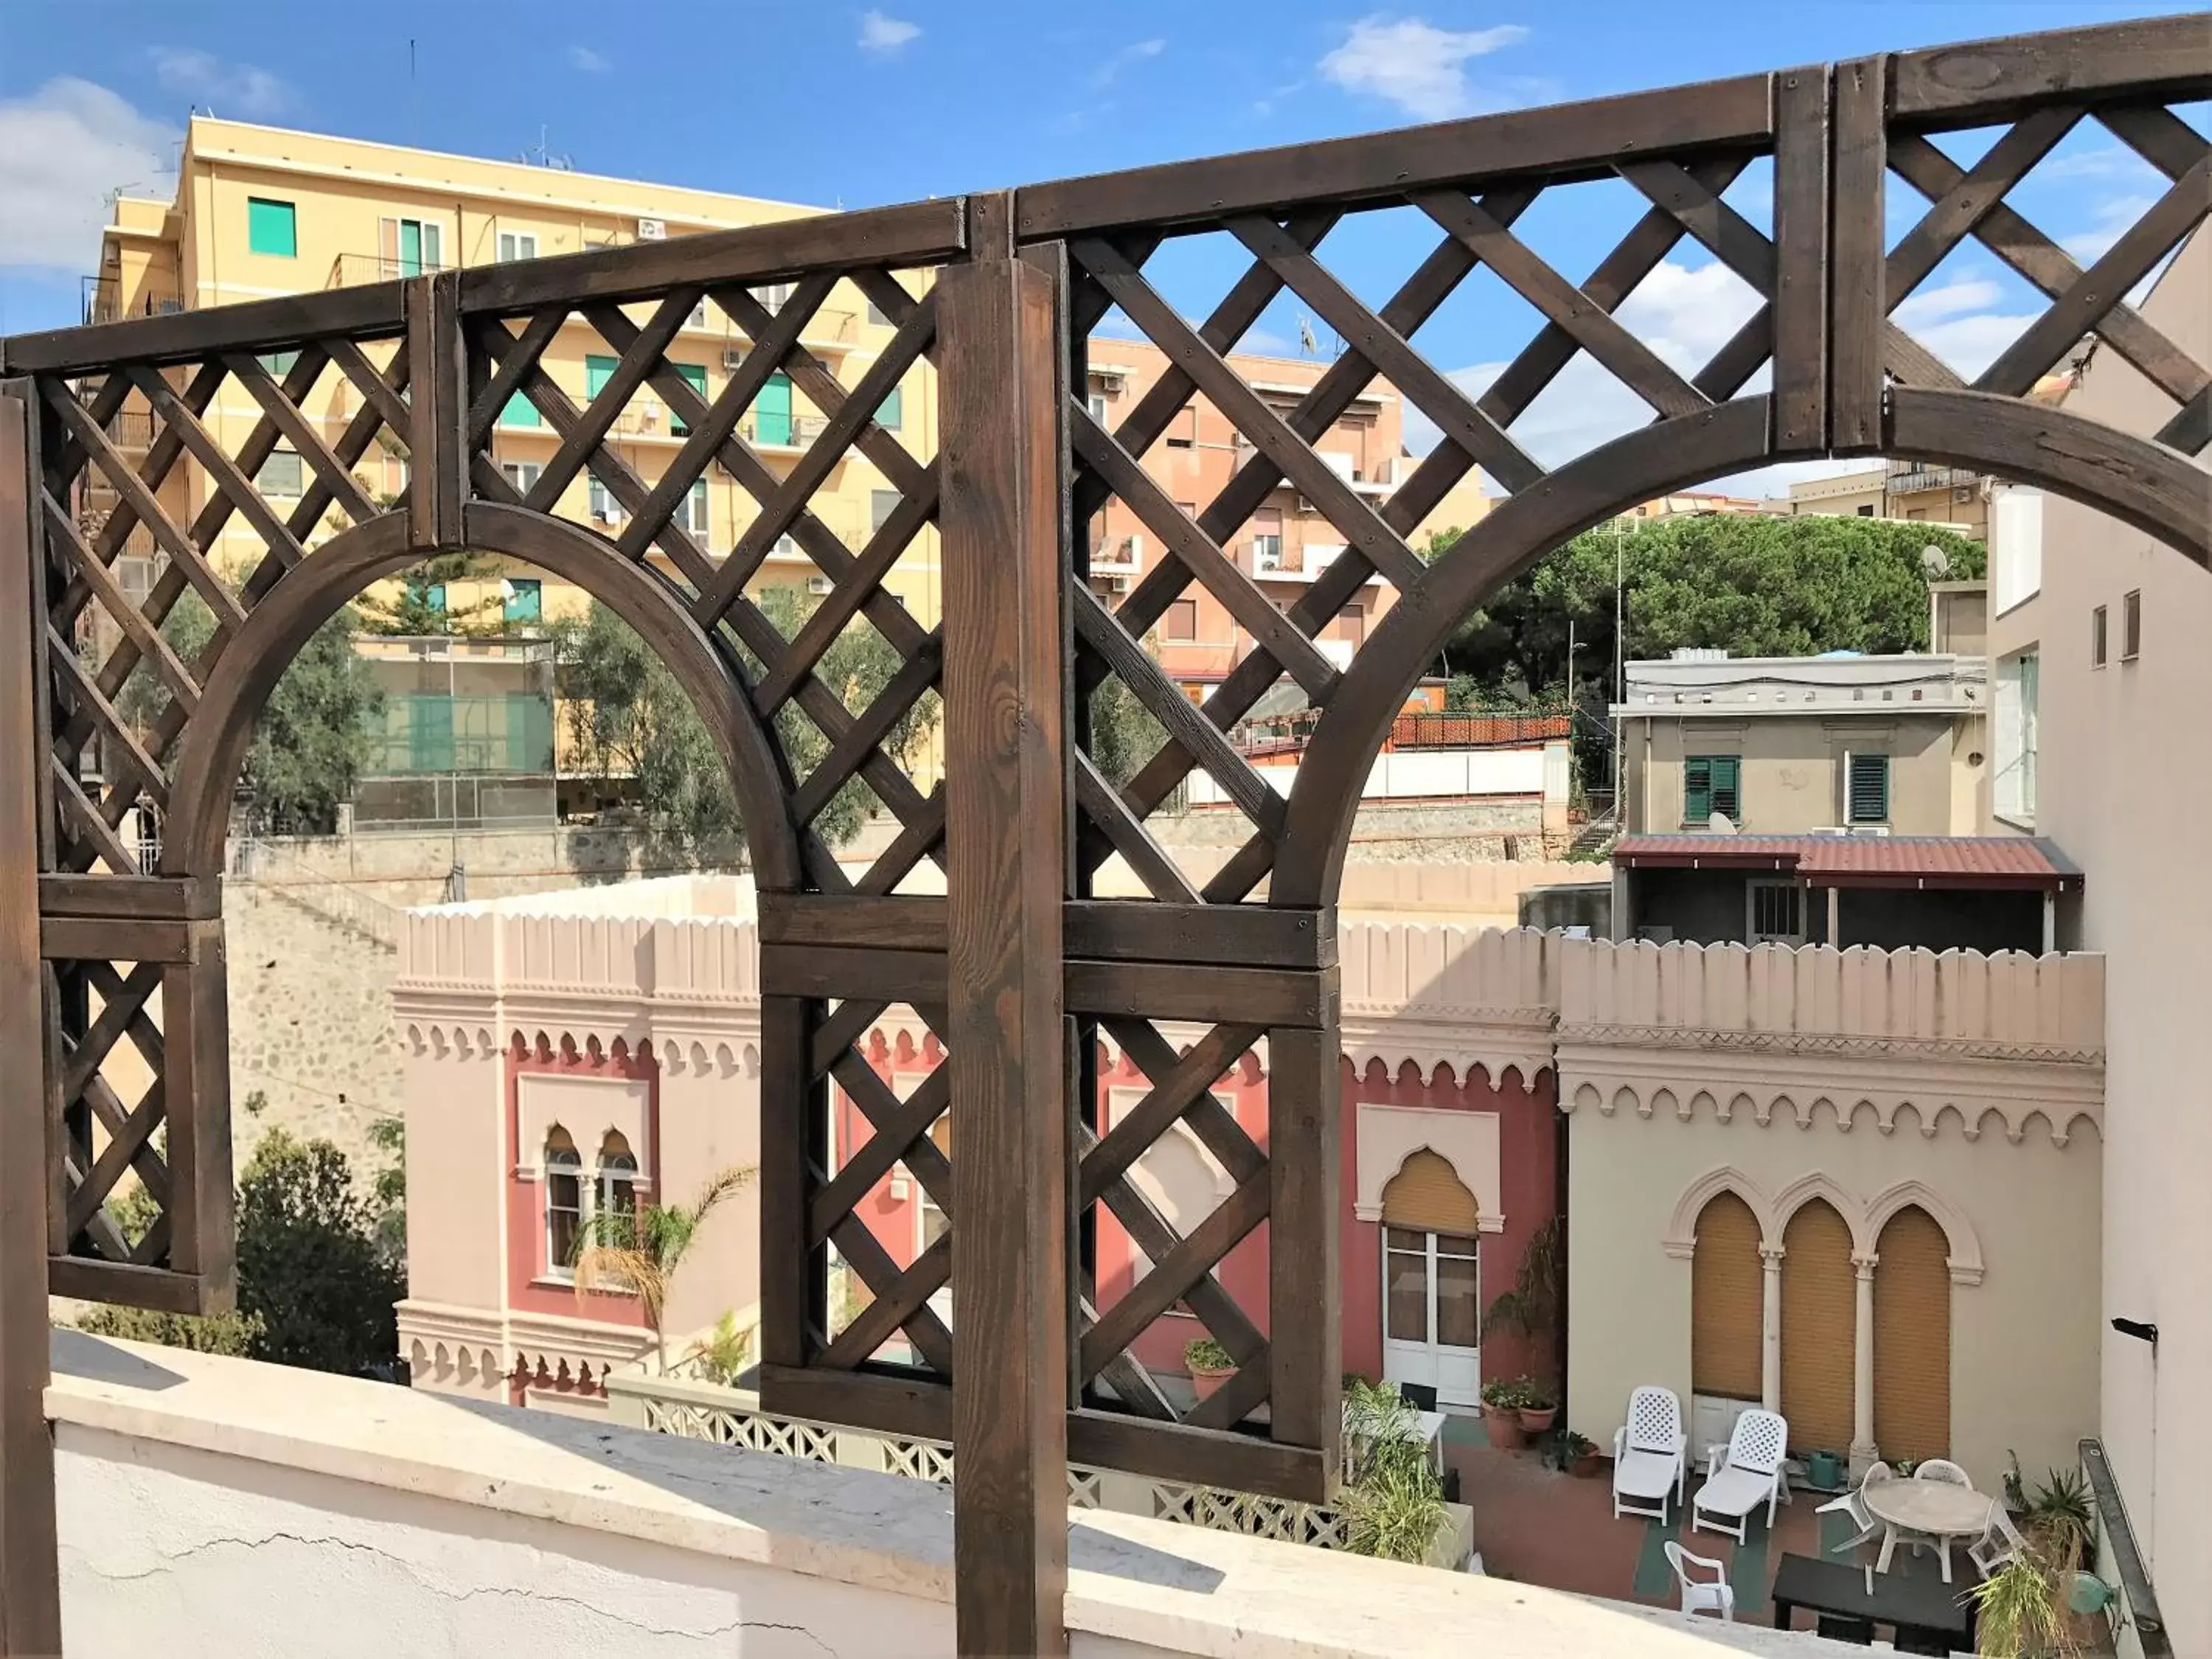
57, 1425, 950, 1659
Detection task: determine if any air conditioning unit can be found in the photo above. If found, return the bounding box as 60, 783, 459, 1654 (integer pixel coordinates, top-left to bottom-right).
806, 574, 834, 595
722, 347, 746, 371
1808, 827, 1850, 837
1846, 824, 1891, 838
1103, 574, 1131, 594
636, 217, 667, 241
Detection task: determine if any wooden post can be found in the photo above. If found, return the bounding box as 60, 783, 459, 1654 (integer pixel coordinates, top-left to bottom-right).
0, 386, 64, 1654
1772, 64, 1832, 455
940, 196, 1072, 1658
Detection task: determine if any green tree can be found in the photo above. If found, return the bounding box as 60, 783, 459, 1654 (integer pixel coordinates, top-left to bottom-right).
354, 551, 507, 636
1427, 514, 1986, 706
119, 593, 383, 834
73, 1130, 401, 1377
571, 1165, 754, 1371
232, 1129, 405, 1375
554, 588, 940, 856
1086, 669, 1168, 788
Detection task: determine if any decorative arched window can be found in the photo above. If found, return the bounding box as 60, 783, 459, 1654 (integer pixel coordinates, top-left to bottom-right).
543, 1127, 582, 1276
1780, 1199, 1857, 1455
1691, 1190, 1762, 1405
1873, 1205, 1952, 1463
597, 1130, 640, 1247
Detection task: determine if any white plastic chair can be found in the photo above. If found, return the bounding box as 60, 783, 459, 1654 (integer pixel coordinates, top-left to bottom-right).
1612, 1385, 1689, 1522
1663, 1541, 1736, 1622
1815, 1460, 1891, 1555
1691, 1408, 1788, 1545
1969, 1506, 2027, 1579
1914, 1458, 1972, 1486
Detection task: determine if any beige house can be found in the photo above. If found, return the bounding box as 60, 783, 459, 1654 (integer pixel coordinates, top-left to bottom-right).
1983, 226, 2211, 1656
1786, 462, 1987, 540
1614, 649, 1987, 838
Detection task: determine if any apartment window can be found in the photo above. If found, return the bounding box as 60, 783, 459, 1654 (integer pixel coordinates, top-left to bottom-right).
2121, 589, 2141, 661
876, 385, 903, 431
587, 476, 625, 524
755, 372, 794, 446
669, 364, 708, 436
595, 1132, 640, 1246
870, 490, 901, 534
755, 281, 796, 316
500, 389, 541, 428
1994, 650, 2039, 826
1854, 504, 1875, 517
246, 198, 296, 257
543, 1128, 582, 1277
2091, 605, 2108, 668
1845, 752, 1891, 824
1164, 408, 1197, 448
422, 584, 448, 615
1087, 392, 1110, 424
504, 577, 543, 626
497, 230, 539, 262
257, 350, 300, 378
1683, 754, 1741, 824
380, 216, 443, 278
1251, 507, 1284, 570
1164, 599, 1198, 640
256, 449, 304, 498
1336, 601, 1366, 647
867, 299, 891, 327
674, 477, 709, 536
1906, 507, 1928, 521
585, 355, 619, 400
500, 460, 541, 496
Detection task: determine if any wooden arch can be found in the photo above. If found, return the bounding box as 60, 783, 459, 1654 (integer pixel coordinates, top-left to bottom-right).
163, 503, 800, 884
4, 16, 2209, 1657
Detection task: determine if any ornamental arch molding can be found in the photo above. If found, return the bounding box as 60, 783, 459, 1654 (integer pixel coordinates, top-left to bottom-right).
1865, 1180, 1986, 1287
1663, 1167, 1778, 1261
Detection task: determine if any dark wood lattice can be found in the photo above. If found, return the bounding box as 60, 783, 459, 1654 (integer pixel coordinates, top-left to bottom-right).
2, 17, 2208, 1656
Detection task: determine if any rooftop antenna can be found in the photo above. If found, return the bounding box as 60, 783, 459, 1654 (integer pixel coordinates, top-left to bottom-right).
1297, 314, 1319, 357
408, 38, 419, 147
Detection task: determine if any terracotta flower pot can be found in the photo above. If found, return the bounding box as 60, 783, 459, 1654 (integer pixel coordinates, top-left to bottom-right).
1571, 1452, 1604, 1478
1517, 1405, 1559, 1436
1484, 1408, 1525, 1449
1190, 1364, 1235, 1402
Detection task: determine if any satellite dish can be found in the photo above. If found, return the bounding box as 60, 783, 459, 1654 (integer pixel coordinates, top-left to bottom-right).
1920, 543, 1951, 577
1708, 811, 1738, 834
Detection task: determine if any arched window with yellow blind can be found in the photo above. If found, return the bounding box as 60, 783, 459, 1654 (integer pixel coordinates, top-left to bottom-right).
1873, 1206, 1952, 1464
1380, 1148, 1481, 1236
1781, 1200, 1857, 1454
1691, 1190, 1762, 1401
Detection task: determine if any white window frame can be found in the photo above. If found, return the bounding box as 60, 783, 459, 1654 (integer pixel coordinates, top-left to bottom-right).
500, 459, 542, 496
497, 230, 539, 262
543, 1137, 583, 1282
257, 448, 305, 498
674, 476, 710, 537
1746, 878, 1806, 945
1382, 1225, 1481, 1352
587, 476, 626, 525
1994, 649, 2039, 829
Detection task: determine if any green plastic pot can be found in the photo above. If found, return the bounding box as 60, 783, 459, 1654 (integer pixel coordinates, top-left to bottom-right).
1806, 1450, 1844, 1491
2067, 1572, 2112, 1616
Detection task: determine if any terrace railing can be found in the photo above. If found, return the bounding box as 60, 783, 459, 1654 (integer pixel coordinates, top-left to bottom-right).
2, 15, 2207, 1657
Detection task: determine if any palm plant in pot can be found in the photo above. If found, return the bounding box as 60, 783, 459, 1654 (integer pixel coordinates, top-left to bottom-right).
1482, 1218, 1562, 1435
1184, 1335, 1237, 1402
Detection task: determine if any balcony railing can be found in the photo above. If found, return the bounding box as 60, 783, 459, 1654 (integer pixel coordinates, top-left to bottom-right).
1885, 462, 1983, 496
80, 274, 184, 325
2081, 1437, 2171, 1658
327, 253, 452, 288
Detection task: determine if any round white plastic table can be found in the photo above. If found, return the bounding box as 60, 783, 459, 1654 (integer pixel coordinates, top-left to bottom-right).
1863, 1479, 1995, 1582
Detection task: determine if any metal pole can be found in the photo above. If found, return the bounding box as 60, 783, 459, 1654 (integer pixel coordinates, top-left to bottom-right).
1613, 518, 1625, 818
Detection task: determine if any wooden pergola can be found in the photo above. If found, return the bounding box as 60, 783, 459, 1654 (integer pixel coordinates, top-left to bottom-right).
2, 16, 2206, 1655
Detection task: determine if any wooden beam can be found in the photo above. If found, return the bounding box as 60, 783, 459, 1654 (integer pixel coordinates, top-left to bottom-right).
1771, 65, 1831, 454
939, 214, 1071, 1659
0, 384, 63, 1655
38, 874, 221, 922
1828, 57, 1888, 452
2, 283, 404, 375
1890, 15, 2212, 128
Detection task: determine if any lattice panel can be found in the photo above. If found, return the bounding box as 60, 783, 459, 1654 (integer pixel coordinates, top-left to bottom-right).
1879, 102, 2211, 452
459, 267, 947, 892
1062, 161, 1783, 902
35, 339, 411, 871
1077, 1018, 1271, 1431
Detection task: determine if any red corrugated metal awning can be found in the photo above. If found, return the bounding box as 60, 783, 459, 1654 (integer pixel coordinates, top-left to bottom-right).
1610, 835, 2081, 891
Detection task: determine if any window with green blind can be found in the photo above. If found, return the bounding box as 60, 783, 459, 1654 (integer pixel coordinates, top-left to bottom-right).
877, 385, 903, 430
1683, 755, 1741, 824
500, 390, 540, 428
1846, 753, 1891, 824
585, 355, 619, 399
504, 579, 543, 625
247, 198, 296, 257
670, 364, 707, 435
756, 372, 793, 445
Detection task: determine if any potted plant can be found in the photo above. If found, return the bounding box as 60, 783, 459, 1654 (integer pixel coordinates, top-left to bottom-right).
1479, 1377, 1528, 1448
1184, 1335, 1237, 1402
1561, 1430, 1603, 1478
1482, 1218, 1563, 1434
1514, 1375, 1557, 1437
2025, 1467, 2094, 1572
1340, 1379, 1453, 1565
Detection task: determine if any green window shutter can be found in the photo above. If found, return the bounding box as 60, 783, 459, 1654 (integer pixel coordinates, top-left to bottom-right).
1683, 757, 1711, 824
504, 578, 542, 626
398, 220, 423, 279
247, 198, 296, 257
1848, 754, 1891, 823
1711, 757, 1742, 821
670, 364, 708, 435
757, 373, 793, 445
257, 350, 301, 378
585, 355, 619, 399
501, 390, 540, 428
877, 385, 903, 429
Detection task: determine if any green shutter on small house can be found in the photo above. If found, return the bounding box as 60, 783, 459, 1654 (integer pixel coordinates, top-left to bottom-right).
1685, 755, 1741, 824
877, 385, 903, 429
1848, 753, 1891, 823
671, 364, 707, 435
1711, 756, 1741, 819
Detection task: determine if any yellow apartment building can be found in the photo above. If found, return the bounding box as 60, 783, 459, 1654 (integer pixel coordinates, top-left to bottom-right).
88, 116, 941, 632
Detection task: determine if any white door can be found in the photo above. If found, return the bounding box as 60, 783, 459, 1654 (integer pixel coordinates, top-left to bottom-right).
1382, 1226, 1482, 1408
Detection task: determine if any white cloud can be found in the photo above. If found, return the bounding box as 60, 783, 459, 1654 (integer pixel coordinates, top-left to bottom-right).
2036, 144, 2163, 184
2059, 193, 2156, 265
568, 46, 612, 73
858, 10, 922, 56
1318, 15, 1530, 122
0, 78, 178, 271
1093, 38, 1166, 88
150, 47, 291, 118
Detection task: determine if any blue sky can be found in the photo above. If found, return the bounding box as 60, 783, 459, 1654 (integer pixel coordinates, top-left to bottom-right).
1, 1, 2199, 490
